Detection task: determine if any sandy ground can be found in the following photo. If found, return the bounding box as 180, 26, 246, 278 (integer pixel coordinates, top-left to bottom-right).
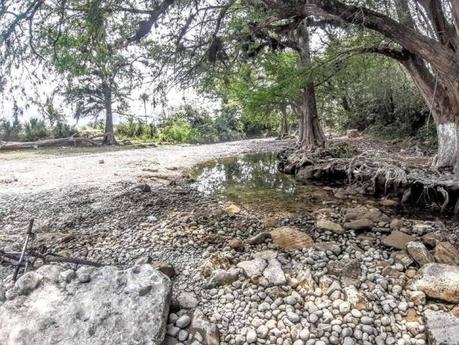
0, 138, 291, 195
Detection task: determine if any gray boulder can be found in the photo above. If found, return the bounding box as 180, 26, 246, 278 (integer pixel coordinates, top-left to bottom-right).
424, 310, 459, 345
0, 264, 172, 345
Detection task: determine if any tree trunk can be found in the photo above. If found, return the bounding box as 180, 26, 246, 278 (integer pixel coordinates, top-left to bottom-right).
300, 83, 325, 149
296, 20, 325, 150
400, 56, 459, 172
435, 122, 459, 172
102, 83, 116, 145
279, 105, 289, 138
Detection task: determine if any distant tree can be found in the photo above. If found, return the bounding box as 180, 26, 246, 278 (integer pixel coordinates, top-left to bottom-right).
0, 0, 174, 145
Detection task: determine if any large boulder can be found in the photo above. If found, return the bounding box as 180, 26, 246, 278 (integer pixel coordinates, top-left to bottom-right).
412, 263, 459, 303
0, 265, 172, 345
424, 310, 459, 345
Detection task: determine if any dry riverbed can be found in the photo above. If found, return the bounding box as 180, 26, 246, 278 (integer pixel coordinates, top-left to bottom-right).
1, 138, 459, 345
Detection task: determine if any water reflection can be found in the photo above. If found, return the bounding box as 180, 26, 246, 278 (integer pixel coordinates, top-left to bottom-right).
191, 152, 297, 197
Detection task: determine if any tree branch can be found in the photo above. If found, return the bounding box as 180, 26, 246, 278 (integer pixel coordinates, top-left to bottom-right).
264, 0, 458, 77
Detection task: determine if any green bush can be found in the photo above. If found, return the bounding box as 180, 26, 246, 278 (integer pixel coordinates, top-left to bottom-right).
157, 119, 194, 143
24, 118, 49, 141
52, 121, 78, 138
116, 105, 245, 144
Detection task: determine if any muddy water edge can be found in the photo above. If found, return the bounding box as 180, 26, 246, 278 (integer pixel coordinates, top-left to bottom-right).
189, 152, 454, 229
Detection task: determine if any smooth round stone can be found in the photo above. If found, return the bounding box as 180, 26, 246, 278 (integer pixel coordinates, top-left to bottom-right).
287, 312, 300, 323
256, 325, 269, 339
177, 329, 188, 342
176, 315, 191, 328
309, 314, 319, 323
351, 309, 362, 318
361, 316, 373, 325
299, 329, 310, 340
381, 316, 391, 326
246, 329, 257, 343
329, 335, 340, 344
343, 337, 355, 345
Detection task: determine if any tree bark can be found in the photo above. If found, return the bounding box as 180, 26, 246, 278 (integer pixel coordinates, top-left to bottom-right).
391, 2, 459, 172
102, 82, 116, 145
296, 19, 325, 150
279, 104, 289, 137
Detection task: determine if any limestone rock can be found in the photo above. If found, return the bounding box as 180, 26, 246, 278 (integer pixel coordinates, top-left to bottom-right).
412, 263, 459, 303
252, 250, 278, 260
434, 242, 459, 265
316, 220, 344, 234
0, 265, 171, 345
237, 258, 267, 278
406, 241, 434, 266
424, 310, 459, 345
262, 259, 286, 286
344, 207, 368, 222
270, 226, 314, 251
382, 231, 415, 250
314, 241, 342, 255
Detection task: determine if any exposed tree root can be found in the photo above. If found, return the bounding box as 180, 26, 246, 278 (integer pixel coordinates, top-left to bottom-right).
278, 141, 459, 214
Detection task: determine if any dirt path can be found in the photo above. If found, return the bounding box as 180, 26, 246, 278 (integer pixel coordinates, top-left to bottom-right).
0, 138, 291, 194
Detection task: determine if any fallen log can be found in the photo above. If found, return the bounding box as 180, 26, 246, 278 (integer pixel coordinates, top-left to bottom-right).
0, 136, 100, 151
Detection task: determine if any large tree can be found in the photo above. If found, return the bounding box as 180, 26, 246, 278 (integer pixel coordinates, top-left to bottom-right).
261, 0, 459, 172
0, 0, 174, 144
